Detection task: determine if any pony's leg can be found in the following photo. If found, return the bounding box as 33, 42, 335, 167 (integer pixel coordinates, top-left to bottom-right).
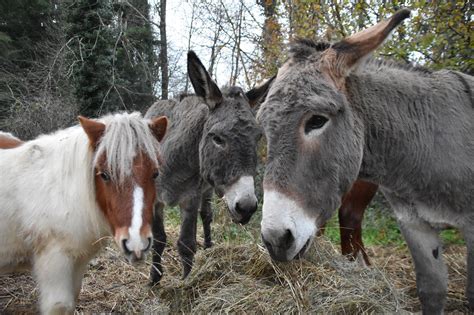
397, 215, 447, 314
178, 196, 200, 279
200, 189, 213, 248
150, 201, 166, 285
34, 246, 76, 314
463, 226, 474, 311
72, 260, 88, 302
338, 181, 377, 266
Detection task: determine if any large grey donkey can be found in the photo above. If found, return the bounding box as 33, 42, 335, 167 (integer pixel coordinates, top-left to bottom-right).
145, 51, 274, 283
257, 9, 473, 314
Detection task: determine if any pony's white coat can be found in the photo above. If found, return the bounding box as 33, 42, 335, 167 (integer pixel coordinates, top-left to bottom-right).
0, 112, 160, 314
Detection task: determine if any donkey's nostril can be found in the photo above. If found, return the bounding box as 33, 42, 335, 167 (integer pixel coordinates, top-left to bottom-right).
122, 239, 132, 255
236, 201, 257, 215
261, 233, 273, 251
281, 229, 294, 251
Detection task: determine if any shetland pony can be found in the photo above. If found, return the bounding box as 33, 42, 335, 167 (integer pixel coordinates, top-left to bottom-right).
0, 112, 167, 314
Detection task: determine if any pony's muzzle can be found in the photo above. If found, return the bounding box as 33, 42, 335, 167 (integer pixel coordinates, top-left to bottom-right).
119, 236, 152, 263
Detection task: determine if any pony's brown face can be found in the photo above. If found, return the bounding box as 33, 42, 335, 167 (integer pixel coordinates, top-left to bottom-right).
93, 152, 158, 262
79, 115, 167, 262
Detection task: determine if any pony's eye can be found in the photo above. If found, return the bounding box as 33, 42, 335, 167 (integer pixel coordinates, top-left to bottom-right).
99, 171, 111, 182
305, 115, 328, 134
152, 171, 159, 179
212, 135, 225, 147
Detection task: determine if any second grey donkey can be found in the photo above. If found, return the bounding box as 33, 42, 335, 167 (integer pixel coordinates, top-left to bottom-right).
257, 9, 473, 314
145, 51, 273, 283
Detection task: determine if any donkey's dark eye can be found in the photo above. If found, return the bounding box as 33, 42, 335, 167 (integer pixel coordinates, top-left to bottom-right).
152, 171, 159, 179
212, 135, 225, 147
99, 171, 111, 182
305, 115, 328, 134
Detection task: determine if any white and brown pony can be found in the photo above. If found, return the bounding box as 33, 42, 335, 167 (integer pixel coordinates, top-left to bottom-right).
0, 112, 167, 314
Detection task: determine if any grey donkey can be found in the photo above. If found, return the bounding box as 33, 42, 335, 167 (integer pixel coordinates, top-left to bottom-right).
257, 9, 473, 314
145, 51, 274, 284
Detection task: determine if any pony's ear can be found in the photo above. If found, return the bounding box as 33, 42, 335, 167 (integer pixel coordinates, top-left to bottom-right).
321, 9, 410, 87
187, 50, 223, 110
149, 116, 168, 142
246, 75, 276, 108
78, 116, 106, 148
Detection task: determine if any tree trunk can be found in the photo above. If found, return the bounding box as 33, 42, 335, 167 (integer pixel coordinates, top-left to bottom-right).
159, 0, 168, 99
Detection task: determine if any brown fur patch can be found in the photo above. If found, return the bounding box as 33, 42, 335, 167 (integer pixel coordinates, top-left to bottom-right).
0, 134, 23, 149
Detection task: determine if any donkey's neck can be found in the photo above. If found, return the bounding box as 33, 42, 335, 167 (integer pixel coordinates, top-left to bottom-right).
347, 66, 473, 206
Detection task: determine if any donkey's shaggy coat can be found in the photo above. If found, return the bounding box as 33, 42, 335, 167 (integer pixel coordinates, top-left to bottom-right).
258, 9, 473, 314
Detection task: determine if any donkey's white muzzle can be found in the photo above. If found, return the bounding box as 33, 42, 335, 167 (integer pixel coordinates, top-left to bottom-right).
261, 190, 316, 261
223, 176, 258, 224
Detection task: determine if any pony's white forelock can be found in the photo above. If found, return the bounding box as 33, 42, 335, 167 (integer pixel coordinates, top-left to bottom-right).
94, 112, 161, 183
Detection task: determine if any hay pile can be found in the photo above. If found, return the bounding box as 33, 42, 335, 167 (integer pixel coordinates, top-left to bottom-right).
158, 238, 407, 313
2, 236, 471, 313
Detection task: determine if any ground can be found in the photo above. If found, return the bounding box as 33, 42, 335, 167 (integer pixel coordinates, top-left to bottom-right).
0, 196, 469, 313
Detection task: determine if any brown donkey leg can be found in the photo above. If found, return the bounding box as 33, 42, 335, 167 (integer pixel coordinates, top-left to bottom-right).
338, 180, 378, 265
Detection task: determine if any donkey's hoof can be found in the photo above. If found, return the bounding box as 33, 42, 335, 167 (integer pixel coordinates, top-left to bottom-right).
149, 270, 163, 286
204, 241, 214, 249
182, 265, 192, 279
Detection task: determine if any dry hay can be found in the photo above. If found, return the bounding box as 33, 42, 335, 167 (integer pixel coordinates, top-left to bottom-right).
0, 235, 468, 313
159, 238, 407, 314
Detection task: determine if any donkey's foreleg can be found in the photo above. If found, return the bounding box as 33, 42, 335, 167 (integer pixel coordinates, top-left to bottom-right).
463, 226, 474, 311
398, 217, 447, 315
200, 189, 213, 249
178, 197, 200, 278
150, 201, 166, 285
34, 245, 76, 314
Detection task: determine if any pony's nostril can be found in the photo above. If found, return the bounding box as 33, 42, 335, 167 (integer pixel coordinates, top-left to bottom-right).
144, 237, 152, 252
122, 239, 132, 255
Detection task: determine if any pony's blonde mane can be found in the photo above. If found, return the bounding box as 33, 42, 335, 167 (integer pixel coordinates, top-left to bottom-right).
94, 112, 161, 183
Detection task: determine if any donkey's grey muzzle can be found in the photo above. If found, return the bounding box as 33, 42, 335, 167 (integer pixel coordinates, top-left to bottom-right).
224, 176, 258, 225
261, 229, 294, 262
235, 199, 258, 224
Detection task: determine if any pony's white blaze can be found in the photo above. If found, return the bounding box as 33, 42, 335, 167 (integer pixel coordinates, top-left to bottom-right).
223, 176, 257, 217
126, 185, 146, 256
261, 190, 317, 260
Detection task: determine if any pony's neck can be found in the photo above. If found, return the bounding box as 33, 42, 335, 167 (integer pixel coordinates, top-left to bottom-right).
35, 127, 110, 240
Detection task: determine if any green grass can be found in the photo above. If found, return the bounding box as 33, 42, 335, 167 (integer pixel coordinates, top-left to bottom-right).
323, 198, 465, 246
163, 194, 465, 248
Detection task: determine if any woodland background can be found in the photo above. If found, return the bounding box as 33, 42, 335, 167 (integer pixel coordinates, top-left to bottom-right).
0, 0, 471, 139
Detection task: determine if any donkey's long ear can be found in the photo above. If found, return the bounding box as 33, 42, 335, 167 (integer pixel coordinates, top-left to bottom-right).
321, 9, 410, 86
149, 116, 168, 142
78, 116, 106, 148
246, 75, 276, 108
187, 51, 223, 109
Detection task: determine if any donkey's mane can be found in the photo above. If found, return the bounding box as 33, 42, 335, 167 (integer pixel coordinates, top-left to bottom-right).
290, 38, 432, 75
94, 112, 161, 183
